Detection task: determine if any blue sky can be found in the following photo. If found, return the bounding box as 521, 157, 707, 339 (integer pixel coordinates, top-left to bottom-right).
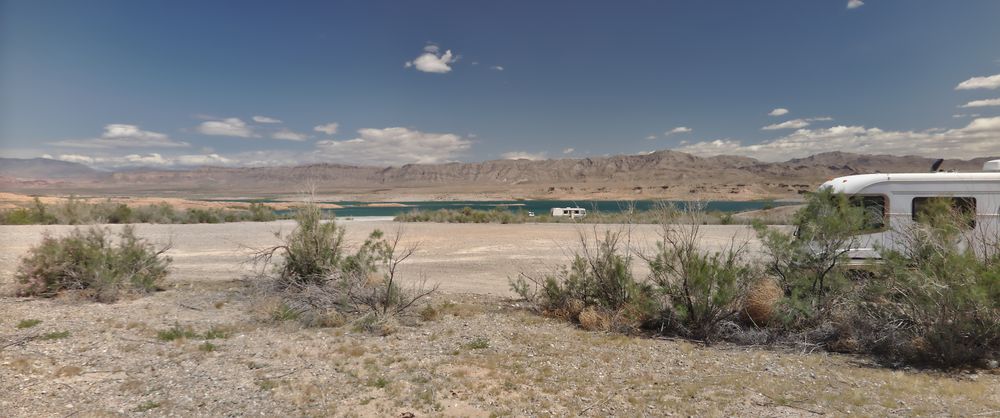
1, 0, 999, 169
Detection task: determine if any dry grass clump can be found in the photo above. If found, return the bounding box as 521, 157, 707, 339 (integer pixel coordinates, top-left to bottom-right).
577, 307, 610, 332
742, 278, 782, 325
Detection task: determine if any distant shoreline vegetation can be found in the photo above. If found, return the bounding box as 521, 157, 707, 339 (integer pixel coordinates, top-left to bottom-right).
393, 205, 790, 225
1, 197, 793, 225
0, 197, 285, 225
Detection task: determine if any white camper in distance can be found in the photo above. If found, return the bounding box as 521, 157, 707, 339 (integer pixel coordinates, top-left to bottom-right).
551, 207, 587, 218
820, 159, 1000, 261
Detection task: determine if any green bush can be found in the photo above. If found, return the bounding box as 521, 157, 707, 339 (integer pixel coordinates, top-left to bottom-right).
253, 203, 435, 327
14, 225, 171, 302
647, 220, 755, 342
511, 228, 656, 332
753, 188, 865, 329
854, 201, 1000, 368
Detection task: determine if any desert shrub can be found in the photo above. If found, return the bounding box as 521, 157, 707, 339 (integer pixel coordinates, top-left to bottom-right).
853, 201, 1000, 368
14, 225, 170, 302
753, 188, 866, 329
132, 202, 179, 223
253, 202, 435, 329
256, 203, 346, 288
4, 197, 58, 225
511, 227, 656, 332
248, 202, 277, 222
646, 205, 756, 341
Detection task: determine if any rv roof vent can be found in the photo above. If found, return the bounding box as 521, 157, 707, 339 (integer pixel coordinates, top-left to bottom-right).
984, 160, 1000, 172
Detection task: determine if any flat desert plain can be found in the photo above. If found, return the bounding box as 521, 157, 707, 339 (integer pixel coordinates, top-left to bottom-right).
1, 221, 998, 417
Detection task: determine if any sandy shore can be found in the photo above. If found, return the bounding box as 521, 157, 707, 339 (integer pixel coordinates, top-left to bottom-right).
0, 221, 766, 295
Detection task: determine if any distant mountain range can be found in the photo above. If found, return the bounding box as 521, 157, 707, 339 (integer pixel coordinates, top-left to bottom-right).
1, 152, 995, 200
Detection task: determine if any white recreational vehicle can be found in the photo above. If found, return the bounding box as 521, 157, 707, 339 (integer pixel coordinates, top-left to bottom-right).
820, 159, 1000, 260
550, 207, 587, 218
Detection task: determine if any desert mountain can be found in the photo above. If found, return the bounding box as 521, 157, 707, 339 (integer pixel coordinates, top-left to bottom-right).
1, 152, 994, 200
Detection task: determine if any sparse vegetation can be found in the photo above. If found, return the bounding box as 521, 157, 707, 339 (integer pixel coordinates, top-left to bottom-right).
16, 319, 42, 329
41, 331, 70, 340
14, 225, 171, 302
252, 201, 436, 330
0, 197, 282, 225
514, 192, 1000, 369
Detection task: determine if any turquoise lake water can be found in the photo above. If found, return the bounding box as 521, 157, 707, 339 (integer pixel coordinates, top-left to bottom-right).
209, 199, 792, 217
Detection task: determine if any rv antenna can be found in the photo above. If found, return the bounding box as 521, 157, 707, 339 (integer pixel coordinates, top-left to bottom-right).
930, 158, 944, 172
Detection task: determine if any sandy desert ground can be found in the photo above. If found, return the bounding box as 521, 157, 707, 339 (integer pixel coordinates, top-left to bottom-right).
2, 221, 999, 417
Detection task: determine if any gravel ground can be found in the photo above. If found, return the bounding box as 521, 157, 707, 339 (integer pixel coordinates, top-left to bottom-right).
2, 221, 998, 417
0, 220, 763, 295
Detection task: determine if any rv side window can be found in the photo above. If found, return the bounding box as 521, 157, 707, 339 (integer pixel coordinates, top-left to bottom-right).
912, 197, 976, 228
849, 195, 887, 231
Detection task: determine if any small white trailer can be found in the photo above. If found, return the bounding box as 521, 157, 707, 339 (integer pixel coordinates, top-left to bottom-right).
820, 159, 1000, 260
550, 207, 587, 218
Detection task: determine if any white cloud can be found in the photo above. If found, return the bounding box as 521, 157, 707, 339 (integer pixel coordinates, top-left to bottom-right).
272, 129, 309, 141
252, 115, 282, 124
960, 98, 1000, 108
768, 108, 789, 116
675, 116, 1000, 161
665, 127, 692, 136
51, 124, 189, 148
562, 148, 575, 154
197, 118, 256, 137
953, 113, 981, 118
491, 65, 504, 71
847, 0, 864, 9
762, 119, 810, 130
501, 151, 547, 161
645, 135, 658, 140
956, 74, 1000, 90
405, 47, 457, 74
53, 152, 233, 169
313, 123, 339, 135
315, 127, 471, 165
762, 117, 833, 131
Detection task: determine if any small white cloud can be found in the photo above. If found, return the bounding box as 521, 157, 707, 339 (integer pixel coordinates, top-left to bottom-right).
315, 127, 471, 165
847, 0, 864, 9
423, 44, 440, 54
491, 65, 504, 71
405, 47, 457, 74
272, 129, 309, 141
960, 98, 1000, 108
956, 74, 1000, 90
562, 148, 575, 154
51, 124, 189, 148
768, 108, 789, 116
645, 135, 657, 140
762, 117, 832, 131
665, 127, 692, 136
501, 151, 547, 161
953, 113, 981, 118
197, 118, 256, 138
252, 115, 282, 124
313, 122, 339, 135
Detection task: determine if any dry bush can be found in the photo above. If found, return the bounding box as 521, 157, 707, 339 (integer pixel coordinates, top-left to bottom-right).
742, 277, 782, 326
251, 202, 436, 329
578, 307, 611, 331
15, 225, 170, 302
510, 224, 657, 333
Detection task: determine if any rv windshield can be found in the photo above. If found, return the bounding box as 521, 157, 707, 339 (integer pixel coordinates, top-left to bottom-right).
849, 195, 887, 231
